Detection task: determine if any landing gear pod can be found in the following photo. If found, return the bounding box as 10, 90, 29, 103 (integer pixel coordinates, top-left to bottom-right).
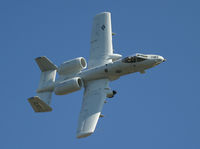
106, 89, 117, 98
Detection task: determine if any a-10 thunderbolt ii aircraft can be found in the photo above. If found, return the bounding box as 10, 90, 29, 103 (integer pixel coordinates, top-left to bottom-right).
28, 12, 166, 138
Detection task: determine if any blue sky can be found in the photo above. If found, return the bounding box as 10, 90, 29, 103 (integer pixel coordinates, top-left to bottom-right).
0, 0, 200, 148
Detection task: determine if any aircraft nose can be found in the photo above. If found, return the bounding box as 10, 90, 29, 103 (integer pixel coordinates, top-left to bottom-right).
155, 56, 166, 64
159, 56, 166, 62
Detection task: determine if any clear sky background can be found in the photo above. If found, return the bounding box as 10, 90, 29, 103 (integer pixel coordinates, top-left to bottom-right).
0, 0, 199, 148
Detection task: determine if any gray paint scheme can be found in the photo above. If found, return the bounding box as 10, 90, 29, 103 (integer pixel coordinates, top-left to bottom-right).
28, 12, 165, 138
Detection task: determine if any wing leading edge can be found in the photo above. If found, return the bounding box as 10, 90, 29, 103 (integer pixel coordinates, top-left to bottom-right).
77, 79, 109, 138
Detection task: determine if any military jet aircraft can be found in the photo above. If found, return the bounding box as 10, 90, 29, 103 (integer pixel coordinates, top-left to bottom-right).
28, 12, 166, 138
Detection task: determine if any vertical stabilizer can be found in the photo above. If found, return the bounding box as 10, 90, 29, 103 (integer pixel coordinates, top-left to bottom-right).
28, 56, 57, 112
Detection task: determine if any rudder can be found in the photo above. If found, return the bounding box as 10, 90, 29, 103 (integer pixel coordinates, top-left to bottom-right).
28, 56, 57, 112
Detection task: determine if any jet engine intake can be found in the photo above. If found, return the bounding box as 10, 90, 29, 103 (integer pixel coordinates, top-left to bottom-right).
54, 77, 83, 95
57, 57, 87, 75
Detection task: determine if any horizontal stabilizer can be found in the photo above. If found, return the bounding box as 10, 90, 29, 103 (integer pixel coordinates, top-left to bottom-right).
35, 56, 57, 72
28, 96, 52, 112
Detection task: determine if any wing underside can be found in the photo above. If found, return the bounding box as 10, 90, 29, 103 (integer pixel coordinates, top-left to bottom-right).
88, 12, 113, 68
77, 12, 114, 138
77, 79, 109, 138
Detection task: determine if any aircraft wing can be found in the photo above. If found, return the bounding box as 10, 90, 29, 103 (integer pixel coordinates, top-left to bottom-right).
88, 12, 113, 68
77, 79, 109, 138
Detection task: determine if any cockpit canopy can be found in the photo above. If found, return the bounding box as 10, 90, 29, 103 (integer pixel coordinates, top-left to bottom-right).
122, 54, 147, 63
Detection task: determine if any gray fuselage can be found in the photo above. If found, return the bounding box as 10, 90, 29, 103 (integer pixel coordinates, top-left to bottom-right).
77, 53, 165, 83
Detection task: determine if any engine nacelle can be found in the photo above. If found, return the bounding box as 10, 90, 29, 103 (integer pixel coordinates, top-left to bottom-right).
54, 77, 83, 95
106, 89, 117, 98
57, 57, 87, 75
